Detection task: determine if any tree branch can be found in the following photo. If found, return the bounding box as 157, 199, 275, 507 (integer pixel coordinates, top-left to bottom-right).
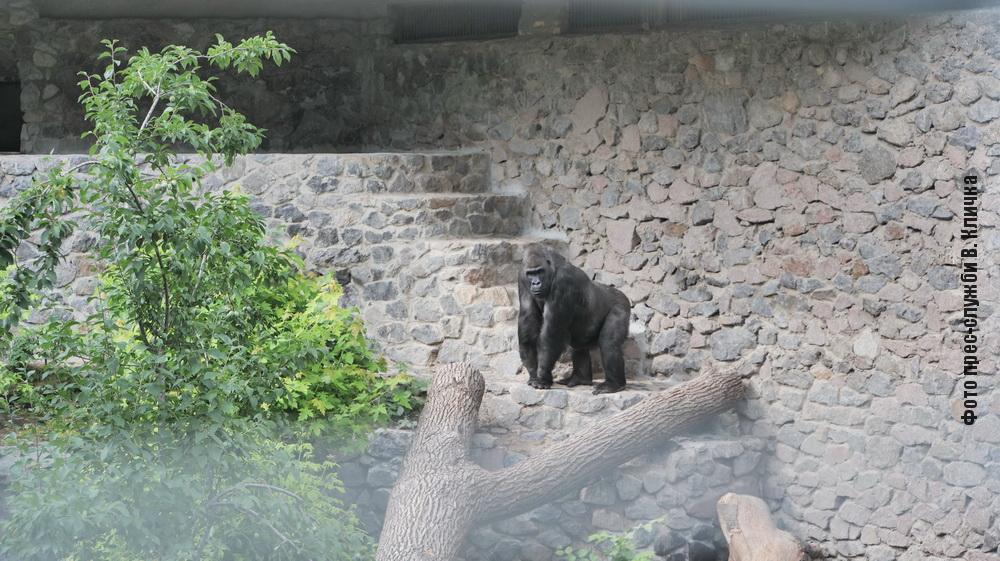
477, 367, 745, 522
375, 362, 750, 561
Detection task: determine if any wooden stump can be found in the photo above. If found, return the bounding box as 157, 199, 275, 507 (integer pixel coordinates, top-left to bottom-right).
717, 493, 805, 561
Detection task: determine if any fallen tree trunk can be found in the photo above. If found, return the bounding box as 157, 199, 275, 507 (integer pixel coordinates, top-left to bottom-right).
717, 493, 805, 561
375, 362, 746, 561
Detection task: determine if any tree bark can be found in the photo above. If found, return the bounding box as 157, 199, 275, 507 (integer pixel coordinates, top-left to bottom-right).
716, 493, 805, 561
375, 362, 746, 561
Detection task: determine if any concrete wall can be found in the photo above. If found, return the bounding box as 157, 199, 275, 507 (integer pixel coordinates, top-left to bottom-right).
1, 7, 999, 561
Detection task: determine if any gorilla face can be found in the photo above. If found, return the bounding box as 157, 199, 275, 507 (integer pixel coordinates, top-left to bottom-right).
522, 246, 555, 298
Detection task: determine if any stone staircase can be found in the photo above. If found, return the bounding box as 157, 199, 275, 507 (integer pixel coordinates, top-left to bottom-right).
255, 150, 660, 385
214, 150, 570, 379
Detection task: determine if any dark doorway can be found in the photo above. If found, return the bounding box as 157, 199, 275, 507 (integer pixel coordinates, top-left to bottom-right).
0, 82, 22, 152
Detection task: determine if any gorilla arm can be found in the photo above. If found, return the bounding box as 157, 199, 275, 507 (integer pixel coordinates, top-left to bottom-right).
533, 303, 570, 388
517, 277, 542, 383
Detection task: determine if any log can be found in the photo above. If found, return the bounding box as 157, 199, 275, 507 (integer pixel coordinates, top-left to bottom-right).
717, 493, 805, 561
375, 362, 747, 561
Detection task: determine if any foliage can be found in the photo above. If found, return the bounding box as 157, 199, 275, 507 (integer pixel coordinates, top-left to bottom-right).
0, 33, 417, 560
2, 431, 372, 561
266, 275, 419, 439
556, 522, 657, 561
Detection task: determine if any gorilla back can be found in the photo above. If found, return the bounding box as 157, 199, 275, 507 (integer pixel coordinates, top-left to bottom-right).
517, 244, 631, 394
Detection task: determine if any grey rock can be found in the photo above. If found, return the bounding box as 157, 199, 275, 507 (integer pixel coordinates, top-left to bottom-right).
949, 126, 981, 149
580, 480, 618, 506
859, 144, 897, 184
368, 429, 412, 458
967, 99, 1000, 123
366, 464, 398, 488
702, 91, 748, 135
926, 266, 957, 290
709, 327, 756, 361
624, 496, 662, 520
616, 474, 643, 501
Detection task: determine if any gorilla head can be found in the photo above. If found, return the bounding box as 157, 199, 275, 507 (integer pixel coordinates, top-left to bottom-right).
521, 244, 560, 298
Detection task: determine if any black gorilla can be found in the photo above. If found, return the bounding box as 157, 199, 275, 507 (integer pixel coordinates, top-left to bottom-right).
517, 244, 631, 394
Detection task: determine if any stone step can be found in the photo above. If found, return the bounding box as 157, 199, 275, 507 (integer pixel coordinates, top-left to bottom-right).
278, 192, 531, 246
475, 376, 746, 454
353, 192, 530, 239
205, 150, 492, 197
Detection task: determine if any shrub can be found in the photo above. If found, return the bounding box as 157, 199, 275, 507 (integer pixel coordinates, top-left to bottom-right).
0, 33, 416, 560
556, 524, 657, 561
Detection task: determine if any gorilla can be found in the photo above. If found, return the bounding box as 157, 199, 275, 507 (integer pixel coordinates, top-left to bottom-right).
517, 244, 631, 394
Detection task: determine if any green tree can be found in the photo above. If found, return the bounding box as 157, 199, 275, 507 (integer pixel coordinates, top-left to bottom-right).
0, 34, 415, 560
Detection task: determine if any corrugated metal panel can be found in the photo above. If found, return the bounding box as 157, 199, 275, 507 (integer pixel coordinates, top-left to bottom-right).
566, 0, 1000, 34
653, 0, 788, 26
567, 0, 650, 33
392, 2, 522, 43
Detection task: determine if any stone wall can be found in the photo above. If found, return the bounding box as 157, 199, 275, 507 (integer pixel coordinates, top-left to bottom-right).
357, 14, 1000, 561
2, 7, 999, 561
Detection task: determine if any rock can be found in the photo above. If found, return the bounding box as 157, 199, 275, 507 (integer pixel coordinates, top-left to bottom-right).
336, 462, 368, 487
410, 324, 444, 345
690, 201, 714, 225
753, 183, 786, 210
653, 528, 686, 555
853, 328, 879, 359
876, 121, 912, 147
651, 328, 690, 355
368, 429, 413, 458
889, 76, 919, 107
624, 496, 661, 520
748, 99, 784, 129
581, 480, 618, 506
607, 219, 638, 254
709, 327, 756, 361
510, 385, 545, 406
363, 280, 398, 301
943, 462, 986, 487
669, 178, 700, 204
509, 136, 540, 156
838, 501, 872, 526
620, 124, 641, 152
949, 126, 981, 150
859, 145, 897, 184
866, 436, 902, 468
926, 266, 957, 290
842, 212, 878, 233
366, 464, 398, 488
592, 509, 627, 531
967, 99, 1000, 123
955, 78, 982, 105
736, 208, 774, 224
703, 91, 749, 135
571, 86, 609, 133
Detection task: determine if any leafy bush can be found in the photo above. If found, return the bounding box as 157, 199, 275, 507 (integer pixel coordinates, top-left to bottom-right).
556, 524, 657, 561
2, 431, 372, 561
266, 275, 418, 438
0, 33, 417, 561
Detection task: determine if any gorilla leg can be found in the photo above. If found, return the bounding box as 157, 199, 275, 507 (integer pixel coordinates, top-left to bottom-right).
520, 341, 539, 383
558, 348, 593, 386
594, 304, 629, 394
